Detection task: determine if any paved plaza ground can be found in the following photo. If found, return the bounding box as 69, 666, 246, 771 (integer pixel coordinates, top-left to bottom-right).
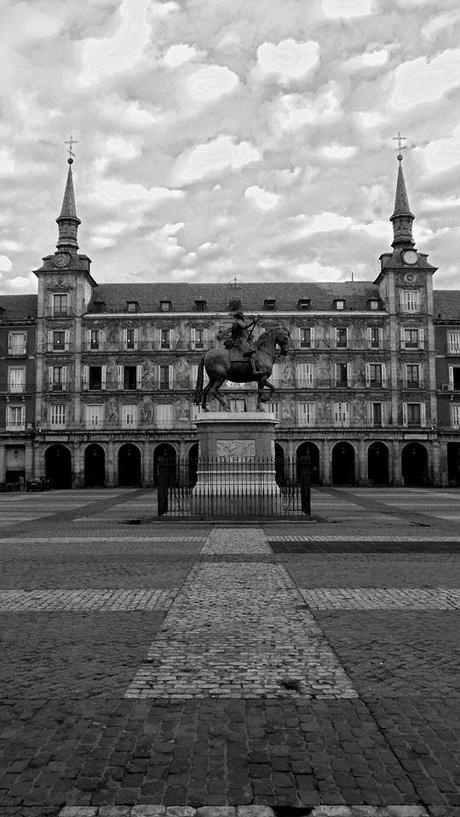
0, 486, 459, 817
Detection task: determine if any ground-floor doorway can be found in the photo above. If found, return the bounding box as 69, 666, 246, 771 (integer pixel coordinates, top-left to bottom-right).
368, 441, 390, 485
447, 442, 460, 487
296, 442, 320, 485
332, 442, 355, 485
118, 443, 141, 487
153, 443, 177, 486
84, 444, 105, 487
45, 444, 72, 488
402, 442, 428, 486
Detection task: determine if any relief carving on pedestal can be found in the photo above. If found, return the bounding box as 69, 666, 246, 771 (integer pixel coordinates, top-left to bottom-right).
216, 439, 255, 460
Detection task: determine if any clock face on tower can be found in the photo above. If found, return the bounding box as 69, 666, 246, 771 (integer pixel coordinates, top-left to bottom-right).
54, 253, 70, 268
402, 249, 418, 265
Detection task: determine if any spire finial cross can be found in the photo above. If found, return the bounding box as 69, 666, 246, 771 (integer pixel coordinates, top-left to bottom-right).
392, 131, 407, 160
230, 275, 242, 292
65, 135, 78, 162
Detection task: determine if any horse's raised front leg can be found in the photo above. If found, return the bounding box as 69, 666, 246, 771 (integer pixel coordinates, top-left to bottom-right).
257, 377, 276, 409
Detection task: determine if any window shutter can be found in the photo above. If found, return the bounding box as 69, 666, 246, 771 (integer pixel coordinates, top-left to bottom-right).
381, 363, 387, 388
346, 362, 351, 385
48, 330, 53, 351
378, 327, 383, 347
153, 328, 160, 350
134, 328, 139, 349
366, 327, 372, 349
48, 366, 53, 388
381, 403, 386, 426
448, 366, 454, 389
82, 365, 89, 390
400, 327, 406, 349
123, 328, 128, 349
190, 364, 198, 388
62, 366, 67, 391
402, 403, 408, 427
101, 365, 107, 390
308, 363, 313, 386
203, 329, 208, 348
191, 327, 196, 348
168, 365, 174, 390
99, 329, 105, 350
86, 329, 92, 350
418, 327, 425, 349
367, 402, 373, 425
136, 365, 143, 389
295, 327, 301, 348
64, 330, 70, 351
420, 403, 426, 427
310, 326, 315, 347
117, 365, 124, 390
365, 363, 370, 388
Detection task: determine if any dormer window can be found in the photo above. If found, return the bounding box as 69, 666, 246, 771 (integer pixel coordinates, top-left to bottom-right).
264, 299, 276, 311
298, 299, 311, 310
93, 300, 106, 313
368, 299, 380, 311
195, 299, 207, 312
228, 298, 241, 312
126, 300, 139, 313
160, 300, 172, 312
334, 299, 345, 311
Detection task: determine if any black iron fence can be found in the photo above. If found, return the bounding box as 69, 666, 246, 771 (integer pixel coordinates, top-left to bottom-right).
157, 455, 312, 519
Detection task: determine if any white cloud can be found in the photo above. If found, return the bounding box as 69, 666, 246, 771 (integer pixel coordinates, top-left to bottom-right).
151, 1, 180, 15
185, 65, 239, 102
88, 180, 185, 208
351, 220, 389, 239
344, 49, 389, 71
79, 0, 151, 86
273, 82, 342, 131
322, 0, 374, 18
244, 186, 280, 210
197, 242, 218, 254
391, 48, 460, 110
321, 144, 357, 160
171, 136, 261, 186
105, 136, 140, 161
10, 276, 33, 288
164, 43, 200, 67
289, 260, 347, 281
0, 239, 22, 252
355, 111, 385, 129
292, 212, 354, 238
421, 129, 460, 173
0, 149, 15, 176
422, 11, 460, 42
423, 195, 460, 209
0, 255, 12, 272
257, 39, 320, 82
98, 95, 164, 129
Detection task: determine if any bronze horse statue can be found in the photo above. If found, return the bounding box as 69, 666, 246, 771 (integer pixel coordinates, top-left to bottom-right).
194, 326, 290, 411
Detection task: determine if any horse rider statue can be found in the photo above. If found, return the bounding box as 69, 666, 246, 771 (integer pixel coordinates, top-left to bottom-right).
225, 310, 261, 376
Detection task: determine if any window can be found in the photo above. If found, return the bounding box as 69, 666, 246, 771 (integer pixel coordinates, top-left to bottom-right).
297, 299, 311, 310
335, 362, 348, 386
299, 327, 312, 348
121, 404, 138, 428
401, 290, 420, 312
8, 367, 25, 393
53, 293, 68, 316
448, 366, 460, 391
160, 329, 171, 349
263, 299, 276, 311
191, 328, 207, 349
124, 328, 138, 350
368, 299, 379, 311
367, 326, 382, 349
335, 327, 348, 348
296, 363, 314, 387
195, 299, 207, 312
49, 404, 66, 428
448, 332, 460, 354
6, 405, 25, 431
51, 330, 68, 351
7, 332, 27, 355
89, 329, 100, 350
367, 364, 382, 387
160, 300, 172, 312
156, 404, 174, 428
50, 366, 66, 391
89, 366, 102, 390
451, 404, 460, 429
404, 402, 422, 427
334, 299, 345, 310
333, 402, 350, 427
159, 364, 173, 390
297, 402, 315, 426
371, 402, 383, 427
406, 364, 420, 388
124, 366, 137, 390
126, 301, 139, 313
85, 404, 104, 429
401, 328, 420, 349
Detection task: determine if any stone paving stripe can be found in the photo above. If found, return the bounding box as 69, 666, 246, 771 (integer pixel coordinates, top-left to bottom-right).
126, 528, 358, 700
0, 588, 180, 611
300, 588, 460, 610
202, 527, 272, 554
0, 536, 206, 544
57, 806, 432, 816
266, 535, 460, 542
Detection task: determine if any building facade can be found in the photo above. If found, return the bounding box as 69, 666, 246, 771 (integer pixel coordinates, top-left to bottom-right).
1, 155, 460, 488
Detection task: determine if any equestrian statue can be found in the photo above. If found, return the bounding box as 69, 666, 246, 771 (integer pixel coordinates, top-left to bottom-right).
194, 309, 290, 411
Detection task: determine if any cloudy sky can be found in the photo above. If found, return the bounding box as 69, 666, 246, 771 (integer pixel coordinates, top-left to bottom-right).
1, 0, 460, 294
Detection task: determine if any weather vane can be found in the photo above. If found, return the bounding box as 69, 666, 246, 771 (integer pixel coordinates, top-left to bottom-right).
230, 275, 242, 292
392, 132, 407, 159
65, 135, 78, 162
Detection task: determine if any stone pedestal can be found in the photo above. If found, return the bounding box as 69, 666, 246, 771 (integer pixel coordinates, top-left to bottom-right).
192, 412, 281, 516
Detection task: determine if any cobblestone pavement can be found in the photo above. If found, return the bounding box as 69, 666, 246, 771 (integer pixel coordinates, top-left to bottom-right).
0, 488, 459, 814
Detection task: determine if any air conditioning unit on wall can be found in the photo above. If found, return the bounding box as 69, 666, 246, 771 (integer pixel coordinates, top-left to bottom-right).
441, 383, 453, 391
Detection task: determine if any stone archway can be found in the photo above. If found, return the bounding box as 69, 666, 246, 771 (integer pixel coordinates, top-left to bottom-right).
447, 443, 460, 487
153, 443, 177, 487
332, 442, 355, 485
296, 442, 320, 485
402, 443, 428, 487
84, 444, 106, 487
275, 443, 285, 486
45, 444, 72, 489
188, 443, 199, 487
118, 443, 142, 487
368, 442, 389, 485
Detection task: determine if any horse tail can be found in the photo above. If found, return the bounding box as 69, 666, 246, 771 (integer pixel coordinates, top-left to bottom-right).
194, 357, 205, 404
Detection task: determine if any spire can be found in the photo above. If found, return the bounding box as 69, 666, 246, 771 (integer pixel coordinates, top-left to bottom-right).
390, 148, 415, 249
56, 138, 81, 251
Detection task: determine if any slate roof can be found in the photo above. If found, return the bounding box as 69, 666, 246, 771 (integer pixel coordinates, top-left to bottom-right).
0, 295, 37, 320
88, 281, 382, 313
433, 291, 460, 321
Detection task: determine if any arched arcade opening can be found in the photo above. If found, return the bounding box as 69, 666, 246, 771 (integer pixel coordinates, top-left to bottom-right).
332, 442, 355, 486
402, 443, 428, 487
368, 442, 389, 485
296, 442, 320, 485
118, 443, 142, 487
84, 444, 106, 487
154, 443, 177, 486
45, 444, 72, 489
